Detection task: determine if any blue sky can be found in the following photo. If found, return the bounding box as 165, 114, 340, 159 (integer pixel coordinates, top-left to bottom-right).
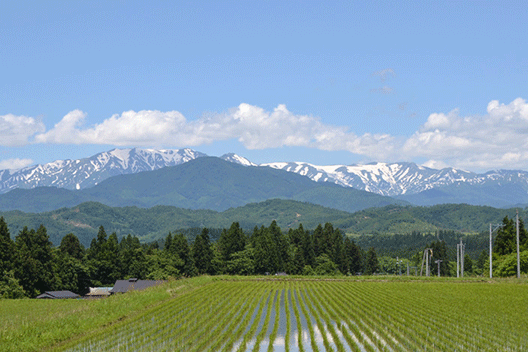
1, 1, 527, 171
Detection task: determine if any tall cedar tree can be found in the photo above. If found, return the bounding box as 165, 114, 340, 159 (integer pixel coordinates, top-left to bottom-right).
14, 225, 58, 297
59, 233, 85, 260
169, 233, 195, 276
364, 247, 379, 275
344, 237, 362, 274
0, 217, 14, 273
87, 226, 121, 285
252, 226, 279, 274
218, 222, 246, 264
192, 228, 213, 275
120, 234, 147, 279
269, 220, 289, 272
289, 225, 306, 274
494, 216, 528, 255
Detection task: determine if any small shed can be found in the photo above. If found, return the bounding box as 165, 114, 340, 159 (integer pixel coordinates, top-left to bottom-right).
84, 287, 113, 299
110, 278, 165, 294
36, 291, 80, 299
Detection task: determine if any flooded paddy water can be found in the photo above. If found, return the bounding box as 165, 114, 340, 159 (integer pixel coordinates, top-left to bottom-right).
62, 279, 528, 352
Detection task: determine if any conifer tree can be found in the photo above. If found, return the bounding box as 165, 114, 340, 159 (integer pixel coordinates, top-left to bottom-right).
192, 228, 213, 275
14, 225, 57, 297
494, 216, 527, 255
344, 237, 362, 274
364, 247, 379, 275
170, 233, 195, 276
59, 233, 85, 260
0, 217, 14, 273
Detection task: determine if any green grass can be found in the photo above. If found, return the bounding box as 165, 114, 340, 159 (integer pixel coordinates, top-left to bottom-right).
2, 275, 528, 351
0, 276, 213, 352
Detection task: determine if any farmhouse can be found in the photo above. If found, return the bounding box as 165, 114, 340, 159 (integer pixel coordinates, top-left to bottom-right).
110, 278, 165, 294
36, 291, 80, 299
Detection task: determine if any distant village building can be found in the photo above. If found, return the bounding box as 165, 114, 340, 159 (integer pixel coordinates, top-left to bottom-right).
84, 287, 113, 299
36, 291, 80, 299
110, 278, 165, 294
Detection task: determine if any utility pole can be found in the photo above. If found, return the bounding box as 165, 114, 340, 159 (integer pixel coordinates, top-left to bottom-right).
460, 238, 464, 278
420, 248, 432, 277
435, 259, 443, 277
489, 223, 503, 279
489, 223, 492, 279
457, 240, 465, 278
426, 250, 429, 276
517, 210, 521, 279
457, 242, 460, 278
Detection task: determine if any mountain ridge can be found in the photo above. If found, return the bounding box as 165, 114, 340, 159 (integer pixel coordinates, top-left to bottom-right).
0, 157, 408, 213
2, 148, 528, 207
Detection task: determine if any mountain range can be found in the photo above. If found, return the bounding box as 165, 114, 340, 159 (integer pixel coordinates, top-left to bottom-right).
0, 157, 406, 213
1, 147, 528, 209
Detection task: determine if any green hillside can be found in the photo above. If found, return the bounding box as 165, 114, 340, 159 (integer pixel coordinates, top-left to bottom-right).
1, 200, 351, 246
337, 203, 525, 235
397, 182, 528, 208
1, 199, 526, 247
0, 157, 407, 213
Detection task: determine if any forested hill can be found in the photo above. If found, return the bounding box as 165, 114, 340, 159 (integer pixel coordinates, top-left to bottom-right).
0, 157, 407, 213
1, 199, 525, 247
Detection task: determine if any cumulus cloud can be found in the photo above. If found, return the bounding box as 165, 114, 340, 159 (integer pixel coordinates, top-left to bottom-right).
0, 158, 33, 170
403, 97, 528, 169
6, 97, 528, 171
31, 103, 398, 160
0, 114, 45, 146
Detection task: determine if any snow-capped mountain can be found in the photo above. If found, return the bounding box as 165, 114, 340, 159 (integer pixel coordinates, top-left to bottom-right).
220, 153, 257, 166
2, 148, 528, 207
0, 148, 205, 193
260, 160, 528, 197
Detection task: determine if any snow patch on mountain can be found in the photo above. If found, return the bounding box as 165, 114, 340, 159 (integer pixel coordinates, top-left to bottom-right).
261, 160, 528, 197
0, 148, 206, 194
220, 153, 257, 166
2, 148, 528, 202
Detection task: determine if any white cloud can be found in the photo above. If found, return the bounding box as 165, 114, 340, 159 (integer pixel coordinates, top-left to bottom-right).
403, 97, 528, 169
35, 109, 189, 146
33, 103, 396, 159
0, 158, 33, 170
0, 114, 45, 146
7, 97, 528, 171
422, 160, 449, 170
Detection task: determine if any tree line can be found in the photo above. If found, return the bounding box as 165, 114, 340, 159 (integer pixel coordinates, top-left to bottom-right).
0, 219, 381, 298
2, 215, 526, 299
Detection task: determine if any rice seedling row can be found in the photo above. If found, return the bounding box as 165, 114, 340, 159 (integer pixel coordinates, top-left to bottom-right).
299, 287, 337, 351
251, 288, 278, 352
356, 282, 506, 351
65, 281, 232, 351
206, 283, 264, 352
221, 283, 269, 352
56, 278, 528, 352
337, 282, 462, 351
235, 289, 270, 352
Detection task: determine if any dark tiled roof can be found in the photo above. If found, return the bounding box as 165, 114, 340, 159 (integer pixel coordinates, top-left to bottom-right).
110, 279, 165, 293
36, 291, 80, 299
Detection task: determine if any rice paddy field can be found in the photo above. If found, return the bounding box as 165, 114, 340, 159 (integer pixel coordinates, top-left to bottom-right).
2, 276, 528, 351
